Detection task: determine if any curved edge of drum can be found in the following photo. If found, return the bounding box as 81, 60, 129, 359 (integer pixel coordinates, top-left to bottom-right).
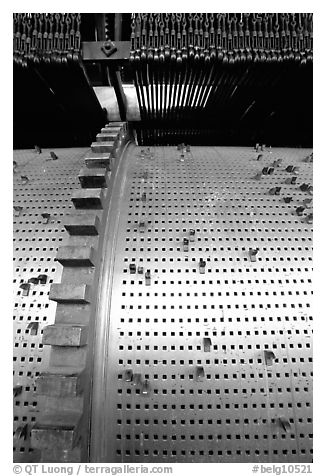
30, 122, 131, 463
88, 141, 135, 462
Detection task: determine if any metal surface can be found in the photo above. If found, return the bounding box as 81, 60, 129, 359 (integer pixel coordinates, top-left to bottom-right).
13, 148, 89, 463
91, 145, 313, 463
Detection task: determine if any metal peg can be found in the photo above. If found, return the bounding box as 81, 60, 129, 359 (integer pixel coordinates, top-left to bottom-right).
283, 197, 293, 203
299, 183, 310, 192
304, 153, 313, 163
38, 274, 48, 284
263, 350, 276, 366
129, 263, 136, 274
269, 187, 281, 195
203, 337, 212, 352
145, 270, 151, 286
41, 213, 51, 224
183, 238, 189, 252
21, 175, 29, 184
195, 366, 205, 381
19, 283, 30, 296
139, 221, 145, 233
256, 154, 263, 161
14, 424, 28, 440
34, 145, 42, 154
13, 385, 23, 397
199, 259, 206, 274
141, 192, 147, 203
296, 206, 305, 216
285, 176, 297, 184
305, 213, 313, 224
124, 369, 133, 382
303, 198, 312, 207
13, 206, 23, 217
27, 322, 39, 336
279, 417, 291, 433
254, 172, 263, 180
285, 165, 299, 174
131, 373, 142, 386
249, 248, 259, 262
189, 229, 195, 242
137, 266, 144, 274
272, 159, 283, 167
50, 151, 58, 160
262, 166, 274, 175
141, 380, 150, 395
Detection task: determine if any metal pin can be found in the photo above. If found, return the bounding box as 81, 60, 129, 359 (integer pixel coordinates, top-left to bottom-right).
256, 154, 263, 161
37, 274, 48, 284
203, 337, 212, 352
183, 238, 189, 252
137, 266, 144, 274
21, 175, 29, 184
283, 197, 293, 203
145, 270, 151, 286
129, 263, 136, 274
263, 350, 276, 366
305, 213, 313, 224
254, 172, 263, 180
285, 176, 297, 184
14, 424, 28, 440
296, 206, 305, 216
255, 143, 260, 152
303, 198, 312, 207
262, 167, 274, 175
189, 229, 195, 242
299, 183, 310, 192
261, 144, 265, 151
269, 187, 281, 195
186, 145, 191, 153
13, 206, 23, 217
41, 213, 51, 224
286, 165, 299, 174
50, 151, 58, 160
249, 248, 259, 262
131, 373, 142, 386
13, 161, 18, 173
304, 153, 313, 163
19, 283, 30, 296
28, 277, 39, 285
272, 159, 282, 167
124, 369, 133, 382
13, 385, 23, 397
195, 366, 205, 381
141, 192, 147, 203
27, 322, 39, 336
199, 259, 206, 274
34, 145, 42, 154
279, 417, 291, 433
141, 380, 150, 395
139, 221, 145, 233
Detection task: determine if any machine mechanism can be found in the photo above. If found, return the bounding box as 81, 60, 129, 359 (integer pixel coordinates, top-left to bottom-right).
13, 13, 313, 464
